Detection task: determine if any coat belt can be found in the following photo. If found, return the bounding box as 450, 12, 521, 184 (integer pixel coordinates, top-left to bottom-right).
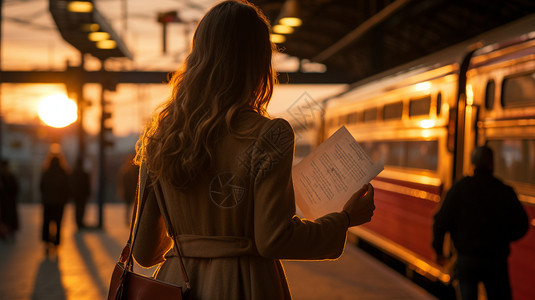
165, 234, 258, 258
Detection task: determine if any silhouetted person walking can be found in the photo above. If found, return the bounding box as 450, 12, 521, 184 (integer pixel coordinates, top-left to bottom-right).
40, 156, 71, 256
0, 160, 20, 241
433, 146, 529, 300
71, 158, 91, 229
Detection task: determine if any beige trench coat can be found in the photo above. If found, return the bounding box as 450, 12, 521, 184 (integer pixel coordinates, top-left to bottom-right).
133, 111, 349, 299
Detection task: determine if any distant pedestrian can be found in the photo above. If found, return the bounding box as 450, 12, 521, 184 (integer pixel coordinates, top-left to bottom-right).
433, 146, 529, 300
118, 154, 139, 225
71, 157, 91, 229
40, 156, 71, 256
0, 160, 20, 241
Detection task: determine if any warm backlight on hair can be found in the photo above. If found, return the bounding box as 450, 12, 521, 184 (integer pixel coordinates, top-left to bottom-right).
38, 94, 78, 128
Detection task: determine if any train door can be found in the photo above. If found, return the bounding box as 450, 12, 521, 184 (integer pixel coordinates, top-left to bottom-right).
461, 82, 480, 175
451, 47, 482, 183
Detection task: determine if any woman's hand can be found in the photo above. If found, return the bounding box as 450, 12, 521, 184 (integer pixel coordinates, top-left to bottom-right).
342, 184, 375, 227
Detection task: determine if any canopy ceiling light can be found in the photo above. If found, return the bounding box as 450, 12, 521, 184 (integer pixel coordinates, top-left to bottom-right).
50, 0, 131, 60
67, 1, 94, 13
81, 23, 100, 32
270, 34, 286, 44
96, 40, 117, 49
273, 24, 294, 34
88, 31, 110, 41
279, 0, 302, 27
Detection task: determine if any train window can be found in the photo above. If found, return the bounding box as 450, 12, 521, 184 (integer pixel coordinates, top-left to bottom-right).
346, 112, 359, 124
527, 140, 535, 184
436, 92, 442, 116
383, 101, 403, 120
362, 140, 438, 171
361, 141, 377, 161
337, 115, 346, 126
294, 144, 312, 158
409, 96, 431, 117
332, 118, 339, 127
488, 139, 535, 185
406, 140, 438, 170
363, 108, 377, 122
485, 80, 495, 110
381, 141, 406, 167
327, 118, 335, 128
501, 72, 535, 107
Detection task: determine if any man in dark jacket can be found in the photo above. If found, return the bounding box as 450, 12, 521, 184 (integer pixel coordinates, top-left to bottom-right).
432, 146, 529, 300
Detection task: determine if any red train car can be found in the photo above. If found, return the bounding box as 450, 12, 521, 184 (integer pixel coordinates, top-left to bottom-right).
294, 15, 535, 299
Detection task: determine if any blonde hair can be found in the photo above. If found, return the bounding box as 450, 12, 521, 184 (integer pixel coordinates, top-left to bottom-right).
135, 0, 276, 188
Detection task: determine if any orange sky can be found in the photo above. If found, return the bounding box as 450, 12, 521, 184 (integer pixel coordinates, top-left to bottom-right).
1, 0, 345, 136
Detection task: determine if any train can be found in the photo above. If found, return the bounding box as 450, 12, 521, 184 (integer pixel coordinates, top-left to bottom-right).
286, 14, 535, 300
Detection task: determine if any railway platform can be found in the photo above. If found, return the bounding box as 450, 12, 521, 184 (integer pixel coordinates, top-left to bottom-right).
0, 203, 437, 300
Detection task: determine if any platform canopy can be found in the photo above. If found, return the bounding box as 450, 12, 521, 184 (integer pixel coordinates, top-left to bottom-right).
49, 0, 132, 60
251, 0, 535, 83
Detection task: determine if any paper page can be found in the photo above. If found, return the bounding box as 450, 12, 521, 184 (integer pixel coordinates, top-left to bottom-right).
293, 126, 384, 220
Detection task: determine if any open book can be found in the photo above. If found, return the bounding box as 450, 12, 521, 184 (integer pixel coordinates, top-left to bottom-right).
293, 126, 384, 220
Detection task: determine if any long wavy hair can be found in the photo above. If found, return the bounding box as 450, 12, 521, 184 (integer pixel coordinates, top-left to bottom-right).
135, 0, 276, 188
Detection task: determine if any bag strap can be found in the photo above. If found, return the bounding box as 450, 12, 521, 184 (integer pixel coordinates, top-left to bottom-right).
119, 166, 191, 294
153, 181, 192, 292
120, 169, 150, 269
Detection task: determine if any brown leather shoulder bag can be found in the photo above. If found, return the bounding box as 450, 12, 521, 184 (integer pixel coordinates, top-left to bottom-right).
107, 173, 191, 300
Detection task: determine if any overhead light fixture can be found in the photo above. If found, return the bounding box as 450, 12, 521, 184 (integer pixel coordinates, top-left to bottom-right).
97, 40, 117, 49
67, 1, 94, 13
50, 0, 132, 59
273, 24, 294, 34
466, 83, 474, 105
88, 32, 110, 41
420, 119, 435, 129
270, 34, 286, 44
81, 23, 100, 32
279, 0, 302, 27
280, 17, 302, 27
415, 81, 431, 92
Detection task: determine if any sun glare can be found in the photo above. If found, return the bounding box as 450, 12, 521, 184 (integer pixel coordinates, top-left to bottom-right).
38, 94, 78, 128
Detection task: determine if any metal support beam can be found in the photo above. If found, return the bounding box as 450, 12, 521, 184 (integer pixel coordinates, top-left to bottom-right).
312, 0, 412, 63
1, 70, 352, 84
97, 70, 106, 229
1, 70, 169, 84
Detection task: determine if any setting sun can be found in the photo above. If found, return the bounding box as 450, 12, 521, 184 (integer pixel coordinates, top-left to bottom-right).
38, 94, 78, 128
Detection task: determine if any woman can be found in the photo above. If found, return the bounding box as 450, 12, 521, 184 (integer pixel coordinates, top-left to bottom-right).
133, 1, 375, 299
